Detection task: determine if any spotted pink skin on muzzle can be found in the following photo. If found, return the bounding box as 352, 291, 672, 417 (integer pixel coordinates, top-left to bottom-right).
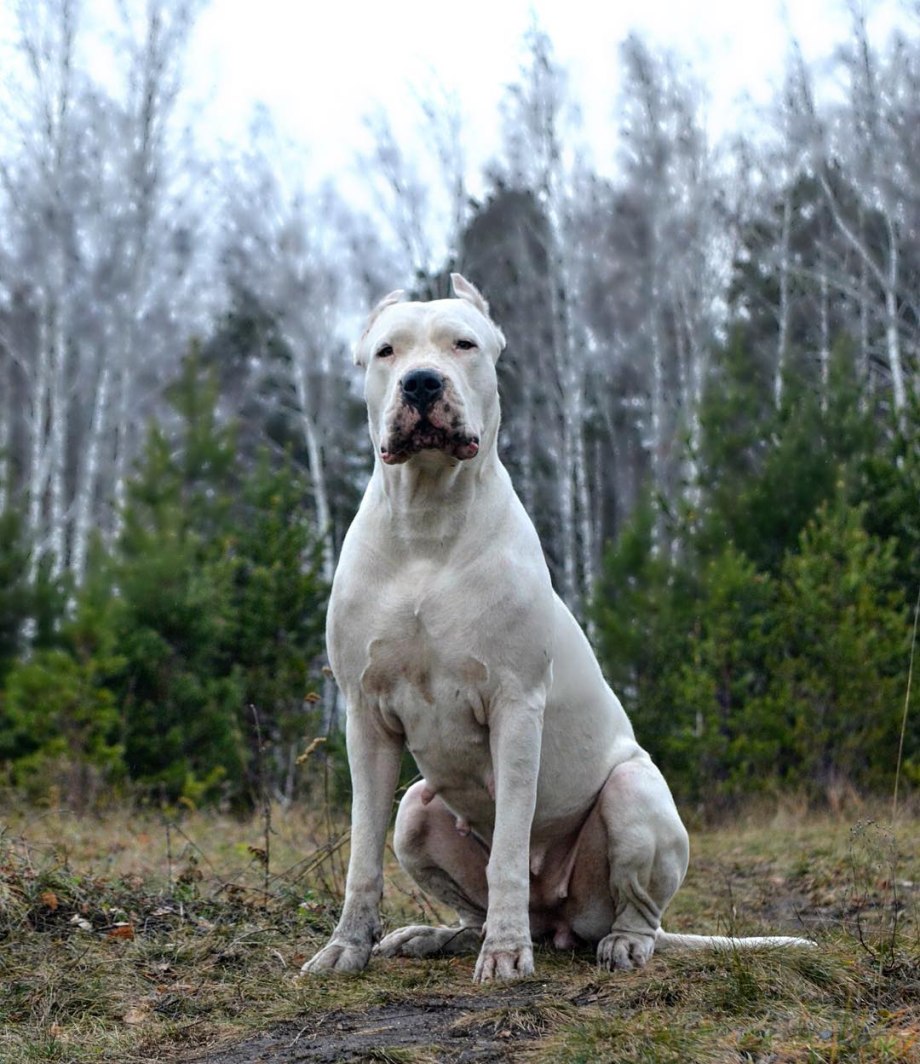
380, 391, 480, 465
380, 436, 480, 465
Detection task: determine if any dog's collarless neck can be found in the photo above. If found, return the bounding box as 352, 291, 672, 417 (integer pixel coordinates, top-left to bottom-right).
372, 452, 503, 545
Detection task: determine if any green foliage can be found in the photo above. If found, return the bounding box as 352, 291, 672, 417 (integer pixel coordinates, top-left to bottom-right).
227, 457, 326, 748
1, 647, 124, 807
762, 495, 910, 792
696, 333, 875, 572
0, 350, 328, 809
0, 590, 125, 806
594, 335, 915, 808
106, 353, 327, 808
0, 509, 33, 685
104, 354, 247, 805
857, 392, 920, 599
112, 537, 247, 807
668, 546, 774, 800
0, 322, 914, 812
593, 497, 692, 773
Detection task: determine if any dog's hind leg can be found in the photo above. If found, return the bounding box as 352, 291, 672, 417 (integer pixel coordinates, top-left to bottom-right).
597, 757, 690, 970
376, 781, 488, 959
565, 755, 690, 971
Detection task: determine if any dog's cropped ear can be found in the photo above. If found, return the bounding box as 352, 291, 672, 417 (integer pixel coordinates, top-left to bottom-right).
451, 273, 489, 316
354, 289, 405, 366
451, 273, 506, 356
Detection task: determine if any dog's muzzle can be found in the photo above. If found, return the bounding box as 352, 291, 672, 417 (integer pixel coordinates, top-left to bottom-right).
381, 369, 480, 466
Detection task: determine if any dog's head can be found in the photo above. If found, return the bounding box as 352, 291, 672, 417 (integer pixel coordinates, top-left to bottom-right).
354, 274, 506, 467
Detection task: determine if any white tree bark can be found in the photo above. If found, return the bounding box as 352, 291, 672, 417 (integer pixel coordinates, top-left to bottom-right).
648, 285, 666, 556
501, 28, 588, 611
47, 284, 70, 577
27, 306, 52, 577
774, 191, 792, 409
292, 351, 335, 586
71, 350, 111, 586
5, 0, 202, 588
819, 172, 906, 417
818, 257, 830, 415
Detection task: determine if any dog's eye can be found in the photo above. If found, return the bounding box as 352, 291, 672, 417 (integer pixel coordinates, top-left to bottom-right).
376, 344, 394, 359
455, 339, 477, 351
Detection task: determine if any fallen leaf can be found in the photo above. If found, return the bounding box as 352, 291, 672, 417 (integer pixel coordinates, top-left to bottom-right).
107, 923, 135, 940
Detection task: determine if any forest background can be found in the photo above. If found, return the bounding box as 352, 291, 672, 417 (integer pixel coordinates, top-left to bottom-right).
0, 0, 917, 815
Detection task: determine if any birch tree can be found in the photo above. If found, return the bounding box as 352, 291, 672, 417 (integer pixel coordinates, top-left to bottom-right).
0, 0, 206, 588
788, 13, 918, 420
612, 35, 723, 548
363, 88, 472, 288
101, 0, 206, 565
0, 0, 82, 579
494, 27, 591, 609
219, 138, 359, 585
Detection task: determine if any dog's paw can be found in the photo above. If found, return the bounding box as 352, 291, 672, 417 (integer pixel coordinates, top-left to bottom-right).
473, 938, 534, 982
300, 939, 372, 975
376, 924, 481, 958
596, 930, 656, 971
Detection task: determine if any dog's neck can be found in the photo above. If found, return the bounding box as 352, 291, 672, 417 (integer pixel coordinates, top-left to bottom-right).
370, 446, 507, 552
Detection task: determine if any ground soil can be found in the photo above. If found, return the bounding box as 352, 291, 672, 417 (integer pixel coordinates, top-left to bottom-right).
186, 984, 549, 1063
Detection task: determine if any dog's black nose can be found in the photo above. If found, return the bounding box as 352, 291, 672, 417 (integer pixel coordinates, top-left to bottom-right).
401, 368, 444, 413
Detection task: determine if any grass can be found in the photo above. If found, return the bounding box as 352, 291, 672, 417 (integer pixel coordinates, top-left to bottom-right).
0, 799, 917, 1063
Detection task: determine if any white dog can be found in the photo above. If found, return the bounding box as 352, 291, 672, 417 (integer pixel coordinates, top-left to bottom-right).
304, 275, 812, 983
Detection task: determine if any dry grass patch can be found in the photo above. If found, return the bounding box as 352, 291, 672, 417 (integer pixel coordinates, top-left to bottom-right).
0, 802, 917, 1062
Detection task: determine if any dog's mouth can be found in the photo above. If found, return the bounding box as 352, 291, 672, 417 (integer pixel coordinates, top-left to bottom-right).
381, 418, 480, 465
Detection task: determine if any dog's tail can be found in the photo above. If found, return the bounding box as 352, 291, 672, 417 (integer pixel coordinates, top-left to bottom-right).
655, 929, 815, 952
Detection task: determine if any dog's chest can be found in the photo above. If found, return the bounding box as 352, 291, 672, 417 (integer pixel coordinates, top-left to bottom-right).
351, 579, 495, 785
360, 602, 488, 717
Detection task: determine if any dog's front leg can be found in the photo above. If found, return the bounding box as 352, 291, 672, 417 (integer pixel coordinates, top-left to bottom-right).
302, 707, 403, 974
474, 693, 544, 983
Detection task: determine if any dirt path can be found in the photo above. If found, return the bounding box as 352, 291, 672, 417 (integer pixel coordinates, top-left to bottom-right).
187, 985, 547, 1063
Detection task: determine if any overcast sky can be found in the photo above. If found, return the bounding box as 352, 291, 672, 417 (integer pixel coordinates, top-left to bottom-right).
187, 0, 903, 176
0, 0, 906, 187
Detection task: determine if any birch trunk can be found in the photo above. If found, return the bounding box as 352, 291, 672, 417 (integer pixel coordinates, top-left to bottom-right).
292, 354, 334, 586
27, 308, 51, 577
71, 350, 111, 586
648, 287, 665, 558
818, 260, 830, 415
111, 350, 133, 536
678, 289, 706, 516
774, 192, 792, 409
47, 282, 70, 578
819, 173, 906, 418
858, 219, 871, 401
557, 391, 577, 608
883, 216, 906, 416
545, 203, 579, 610
573, 389, 595, 623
